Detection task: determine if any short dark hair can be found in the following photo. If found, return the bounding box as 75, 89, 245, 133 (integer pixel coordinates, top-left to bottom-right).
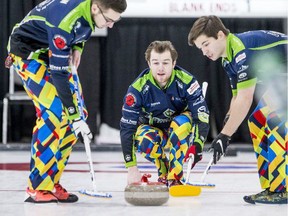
188, 15, 230, 46
145, 41, 178, 62
93, 0, 127, 13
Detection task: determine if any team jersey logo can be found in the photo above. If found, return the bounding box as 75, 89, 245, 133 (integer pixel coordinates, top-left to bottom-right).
53, 35, 67, 50
238, 72, 247, 79
125, 154, 131, 162
36, 0, 54, 11
237, 65, 249, 73
125, 93, 136, 107
142, 85, 149, 94
187, 81, 200, 95
68, 106, 75, 114
235, 53, 246, 63
163, 108, 175, 117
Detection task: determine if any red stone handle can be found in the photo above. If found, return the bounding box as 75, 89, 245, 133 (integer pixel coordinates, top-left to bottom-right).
141, 173, 152, 183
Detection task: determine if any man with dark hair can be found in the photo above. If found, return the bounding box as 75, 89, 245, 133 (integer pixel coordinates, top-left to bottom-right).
5, 0, 127, 203
188, 15, 287, 204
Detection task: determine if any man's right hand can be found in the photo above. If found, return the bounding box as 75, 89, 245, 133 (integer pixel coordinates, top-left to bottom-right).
71, 118, 92, 141
209, 133, 231, 164
127, 166, 142, 185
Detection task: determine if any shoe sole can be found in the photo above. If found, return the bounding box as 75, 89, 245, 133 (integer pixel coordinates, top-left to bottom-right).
24, 197, 58, 203
255, 199, 288, 204
55, 194, 79, 203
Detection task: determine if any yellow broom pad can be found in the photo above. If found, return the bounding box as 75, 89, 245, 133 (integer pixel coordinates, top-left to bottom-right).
169, 185, 202, 197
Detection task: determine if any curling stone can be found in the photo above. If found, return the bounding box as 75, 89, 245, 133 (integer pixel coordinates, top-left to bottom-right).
124, 174, 169, 206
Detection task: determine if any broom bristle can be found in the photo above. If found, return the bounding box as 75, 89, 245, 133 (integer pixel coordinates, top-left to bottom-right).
79, 189, 112, 198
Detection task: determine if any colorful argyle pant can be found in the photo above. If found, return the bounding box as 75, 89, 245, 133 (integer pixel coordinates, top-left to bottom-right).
248, 92, 287, 192
135, 112, 192, 181
12, 56, 87, 191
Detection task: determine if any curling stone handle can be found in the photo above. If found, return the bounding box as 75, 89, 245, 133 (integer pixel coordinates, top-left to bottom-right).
141, 173, 152, 182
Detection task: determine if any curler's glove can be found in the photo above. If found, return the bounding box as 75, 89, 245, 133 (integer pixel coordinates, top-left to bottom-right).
209, 133, 231, 164
5, 55, 14, 68
184, 142, 203, 168
72, 118, 93, 142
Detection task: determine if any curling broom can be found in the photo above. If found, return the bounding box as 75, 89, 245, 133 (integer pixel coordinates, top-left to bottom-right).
188, 156, 215, 188
169, 82, 212, 197
169, 154, 202, 196
71, 65, 112, 198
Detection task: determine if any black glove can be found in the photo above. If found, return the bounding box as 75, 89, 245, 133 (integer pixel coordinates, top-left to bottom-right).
223, 114, 230, 127
210, 133, 231, 164
184, 142, 203, 168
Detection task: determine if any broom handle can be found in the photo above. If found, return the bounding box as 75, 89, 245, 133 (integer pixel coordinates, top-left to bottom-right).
185, 82, 208, 184
200, 157, 214, 182
71, 65, 98, 191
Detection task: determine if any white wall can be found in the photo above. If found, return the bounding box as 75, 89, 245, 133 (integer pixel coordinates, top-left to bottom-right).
123, 0, 288, 18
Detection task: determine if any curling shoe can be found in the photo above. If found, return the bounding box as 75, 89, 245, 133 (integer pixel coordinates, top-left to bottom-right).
168, 179, 182, 188
157, 175, 168, 186
24, 188, 58, 203
243, 189, 270, 204
254, 191, 287, 204
52, 183, 78, 203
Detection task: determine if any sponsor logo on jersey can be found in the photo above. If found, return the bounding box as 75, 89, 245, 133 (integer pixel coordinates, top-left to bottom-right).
238, 72, 247, 79
74, 21, 81, 31
175, 80, 183, 89
163, 109, 175, 118
235, 53, 246, 63
60, 0, 70, 4
142, 85, 149, 94
193, 96, 204, 106
122, 107, 139, 114
53, 35, 67, 50
125, 93, 136, 107
68, 106, 75, 114
223, 60, 229, 67
150, 102, 160, 107
36, 0, 54, 11
187, 81, 200, 95
51, 53, 70, 58
120, 117, 137, 125
50, 65, 69, 71
266, 30, 285, 37
237, 65, 249, 73
197, 106, 206, 113
149, 116, 172, 124
125, 154, 131, 162
198, 112, 209, 123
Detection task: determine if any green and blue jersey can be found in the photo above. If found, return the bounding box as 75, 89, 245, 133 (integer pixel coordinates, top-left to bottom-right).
8, 0, 94, 119
222, 30, 288, 96
120, 66, 210, 165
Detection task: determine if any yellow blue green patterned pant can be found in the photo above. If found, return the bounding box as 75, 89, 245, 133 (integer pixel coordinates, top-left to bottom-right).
135, 112, 192, 181
248, 91, 287, 192
13, 56, 86, 191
